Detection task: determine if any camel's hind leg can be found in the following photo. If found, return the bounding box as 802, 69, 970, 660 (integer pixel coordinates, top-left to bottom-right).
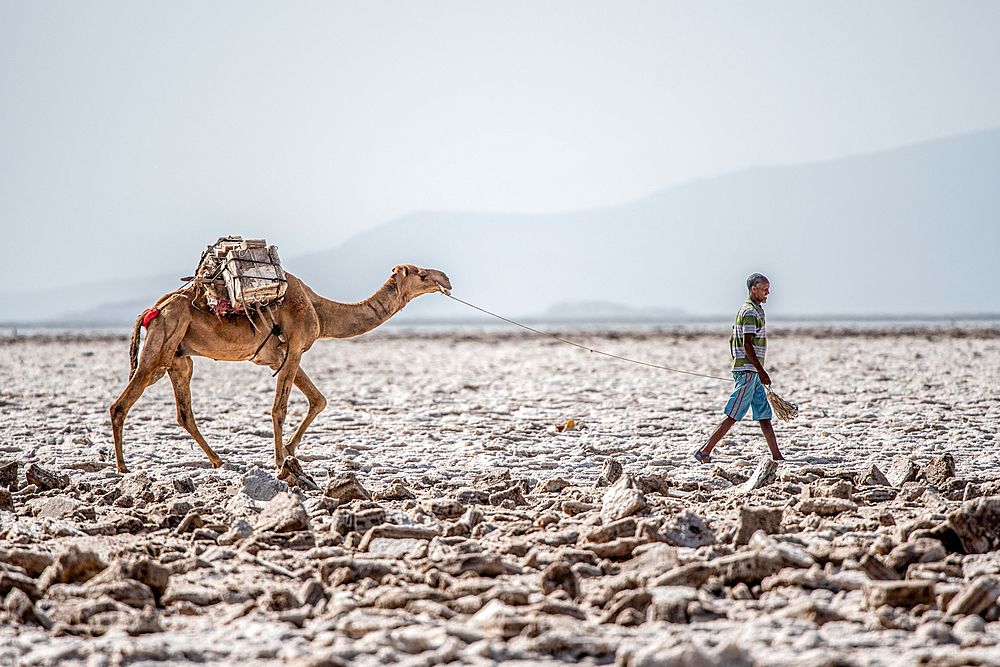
109, 304, 190, 473
167, 356, 223, 468
282, 367, 328, 459
110, 368, 162, 474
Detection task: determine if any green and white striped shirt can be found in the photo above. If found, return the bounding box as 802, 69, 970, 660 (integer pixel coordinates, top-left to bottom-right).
732, 300, 765, 372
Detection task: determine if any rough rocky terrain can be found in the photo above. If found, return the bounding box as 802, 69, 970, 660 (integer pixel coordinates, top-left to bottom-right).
1, 325, 999, 667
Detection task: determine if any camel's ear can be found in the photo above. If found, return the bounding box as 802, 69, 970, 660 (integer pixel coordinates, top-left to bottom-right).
393, 265, 409, 278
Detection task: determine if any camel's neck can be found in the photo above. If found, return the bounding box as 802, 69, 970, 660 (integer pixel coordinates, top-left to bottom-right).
313, 278, 408, 339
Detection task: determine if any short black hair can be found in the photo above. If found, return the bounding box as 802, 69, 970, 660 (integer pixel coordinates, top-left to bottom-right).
747, 273, 768, 291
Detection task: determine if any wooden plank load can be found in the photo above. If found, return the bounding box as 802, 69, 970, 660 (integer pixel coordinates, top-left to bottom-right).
222, 238, 287, 308
196, 236, 287, 314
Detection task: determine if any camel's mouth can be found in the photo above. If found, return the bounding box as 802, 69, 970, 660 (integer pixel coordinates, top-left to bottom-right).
435, 283, 451, 296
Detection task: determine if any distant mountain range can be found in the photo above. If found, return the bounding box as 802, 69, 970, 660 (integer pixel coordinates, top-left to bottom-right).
3, 127, 999, 325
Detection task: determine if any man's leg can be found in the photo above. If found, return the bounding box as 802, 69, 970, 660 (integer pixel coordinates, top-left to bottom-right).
698, 372, 753, 463
698, 416, 737, 461
759, 419, 783, 461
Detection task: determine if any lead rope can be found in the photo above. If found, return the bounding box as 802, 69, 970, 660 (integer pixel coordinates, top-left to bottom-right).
438, 289, 731, 382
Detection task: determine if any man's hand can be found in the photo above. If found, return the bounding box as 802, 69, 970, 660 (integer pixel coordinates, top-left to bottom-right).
759, 369, 771, 385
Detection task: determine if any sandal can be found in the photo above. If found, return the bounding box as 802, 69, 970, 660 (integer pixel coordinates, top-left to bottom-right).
693, 448, 711, 464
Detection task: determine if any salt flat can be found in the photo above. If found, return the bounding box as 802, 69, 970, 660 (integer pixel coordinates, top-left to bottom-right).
0, 326, 998, 666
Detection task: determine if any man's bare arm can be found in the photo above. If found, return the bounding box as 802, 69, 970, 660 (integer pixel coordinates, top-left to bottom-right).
743, 332, 770, 385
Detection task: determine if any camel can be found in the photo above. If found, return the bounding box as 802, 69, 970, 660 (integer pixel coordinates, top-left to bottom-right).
109, 264, 451, 474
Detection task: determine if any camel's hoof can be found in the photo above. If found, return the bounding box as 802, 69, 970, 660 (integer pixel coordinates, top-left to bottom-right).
117, 465, 130, 474
211, 459, 224, 469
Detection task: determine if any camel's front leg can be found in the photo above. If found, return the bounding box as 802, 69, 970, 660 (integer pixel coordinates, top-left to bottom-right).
271, 352, 303, 468
167, 356, 223, 468
282, 367, 328, 459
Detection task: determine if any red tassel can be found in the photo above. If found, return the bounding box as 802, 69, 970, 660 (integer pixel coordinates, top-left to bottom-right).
141, 308, 160, 328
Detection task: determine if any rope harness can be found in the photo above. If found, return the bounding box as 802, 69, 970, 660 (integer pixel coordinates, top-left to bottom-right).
249, 304, 289, 377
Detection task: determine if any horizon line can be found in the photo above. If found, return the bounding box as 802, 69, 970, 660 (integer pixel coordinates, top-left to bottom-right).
3, 311, 1000, 331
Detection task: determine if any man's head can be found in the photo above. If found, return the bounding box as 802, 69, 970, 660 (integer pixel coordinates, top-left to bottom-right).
747, 273, 769, 304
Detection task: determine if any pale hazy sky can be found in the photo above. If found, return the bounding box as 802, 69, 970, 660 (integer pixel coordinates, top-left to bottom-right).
3, 1, 1000, 293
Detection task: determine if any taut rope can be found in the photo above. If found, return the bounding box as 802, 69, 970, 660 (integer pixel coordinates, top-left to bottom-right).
439, 290, 731, 382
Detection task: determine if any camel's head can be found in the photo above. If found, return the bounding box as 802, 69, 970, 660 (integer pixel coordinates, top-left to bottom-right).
392, 265, 452, 298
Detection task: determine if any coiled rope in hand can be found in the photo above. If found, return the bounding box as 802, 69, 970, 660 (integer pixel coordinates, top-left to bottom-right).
765, 385, 799, 422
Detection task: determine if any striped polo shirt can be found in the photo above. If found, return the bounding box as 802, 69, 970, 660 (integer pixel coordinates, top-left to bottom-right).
732, 300, 766, 372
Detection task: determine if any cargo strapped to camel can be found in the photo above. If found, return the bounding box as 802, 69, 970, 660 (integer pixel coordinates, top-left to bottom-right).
195, 236, 287, 316
189, 236, 291, 374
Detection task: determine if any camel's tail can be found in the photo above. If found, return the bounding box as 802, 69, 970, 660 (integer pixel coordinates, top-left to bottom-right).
128, 311, 144, 381
128, 286, 188, 380
128, 288, 189, 380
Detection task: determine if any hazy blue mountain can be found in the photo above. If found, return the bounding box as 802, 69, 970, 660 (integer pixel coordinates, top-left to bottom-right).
3, 127, 998, 325
292, 127, 1000, 320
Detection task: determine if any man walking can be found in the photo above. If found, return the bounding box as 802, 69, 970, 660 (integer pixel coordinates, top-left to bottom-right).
694, 273, 783, 463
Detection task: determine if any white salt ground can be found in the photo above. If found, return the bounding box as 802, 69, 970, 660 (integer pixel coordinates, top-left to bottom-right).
0, 326, 999, 666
